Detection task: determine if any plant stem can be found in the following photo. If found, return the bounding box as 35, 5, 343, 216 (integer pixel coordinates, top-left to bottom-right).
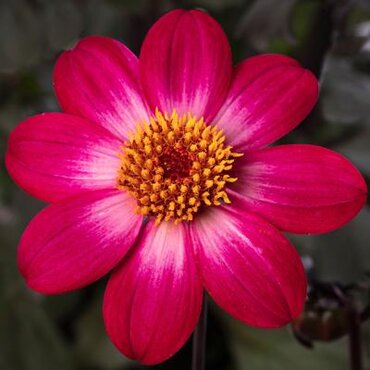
348, 307, 363, 370
192, 296, 208, 370
332, 285, 363, 370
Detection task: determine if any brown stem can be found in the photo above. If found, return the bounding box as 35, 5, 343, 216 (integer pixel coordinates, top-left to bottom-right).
348, 307, 363, 370
331, 285, 363, 370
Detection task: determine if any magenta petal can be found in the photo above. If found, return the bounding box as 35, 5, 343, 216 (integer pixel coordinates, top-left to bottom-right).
190, 206, 307, 328
231, 144, 367, 234
103, 221, 203, 365
5, 113, 122, 203
54, 36, 150, 140
18, 190, 142, 294
213, 54, 318, 150
140, 9, 232, 120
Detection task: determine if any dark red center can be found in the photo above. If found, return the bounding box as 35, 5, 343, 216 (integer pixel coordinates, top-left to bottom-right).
158, 146, 193, 180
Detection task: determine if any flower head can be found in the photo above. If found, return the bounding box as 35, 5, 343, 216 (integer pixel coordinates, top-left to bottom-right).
5, 9, 367, 365
117, 108, 241, 224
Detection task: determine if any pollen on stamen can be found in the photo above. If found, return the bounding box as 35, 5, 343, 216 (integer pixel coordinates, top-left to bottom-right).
117, 108, 242, 224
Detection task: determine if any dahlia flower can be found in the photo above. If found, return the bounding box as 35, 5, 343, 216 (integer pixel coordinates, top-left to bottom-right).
5, 9, 367, 365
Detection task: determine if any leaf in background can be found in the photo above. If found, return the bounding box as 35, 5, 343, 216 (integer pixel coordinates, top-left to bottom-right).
320, 56, 370, 172
194, 0, 245, 11
0, 0, 42, 73
74, 289, 133, 370
322, 56, 370, 126
221, 310, 348, 370
0, 222, 75, 370
43, 0, 82, 53
310, 209, 370, 284
287, 208, 370, 287
0, 297, 75, 370
81, 0, 129, 37
235, 0, 297, 52
0, 0, 81, 73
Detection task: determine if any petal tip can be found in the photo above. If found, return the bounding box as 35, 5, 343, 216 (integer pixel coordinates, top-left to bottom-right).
301, 67, 320, 99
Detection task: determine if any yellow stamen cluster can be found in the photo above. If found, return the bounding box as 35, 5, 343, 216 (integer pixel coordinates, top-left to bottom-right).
117, 109, 242, 224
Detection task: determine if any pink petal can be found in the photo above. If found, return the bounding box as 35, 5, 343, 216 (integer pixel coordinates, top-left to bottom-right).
190, 206, 307, 328
140, 9, 232, 120
213, 54, 318, 151
6, 113, 122, 203
18, 190, 142, 294
104, 221, 202, 365
54, 36, 150, 140
231, 144, 367, 234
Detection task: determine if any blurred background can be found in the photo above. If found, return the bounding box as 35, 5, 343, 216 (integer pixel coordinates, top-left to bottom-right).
0, 0, 370, 369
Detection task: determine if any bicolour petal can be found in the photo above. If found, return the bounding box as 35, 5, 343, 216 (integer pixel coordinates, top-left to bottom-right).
190, 206, 307, 328
54, 36, 150, 140
104, 221, 202, 365
18, 190, 142, 294
213, 54, 318, 151
230, 144, 367, 234
6, 113, 122, 203
140, 9, 232, 121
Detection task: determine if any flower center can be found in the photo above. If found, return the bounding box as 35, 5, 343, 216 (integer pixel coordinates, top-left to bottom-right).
117, 109, 242, 224
158, 146, 193, 180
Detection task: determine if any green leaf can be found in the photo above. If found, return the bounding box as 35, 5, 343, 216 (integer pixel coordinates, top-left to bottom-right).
0, 222, 74, 370
74, 290, 133, 370
222, 311, 348, 370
